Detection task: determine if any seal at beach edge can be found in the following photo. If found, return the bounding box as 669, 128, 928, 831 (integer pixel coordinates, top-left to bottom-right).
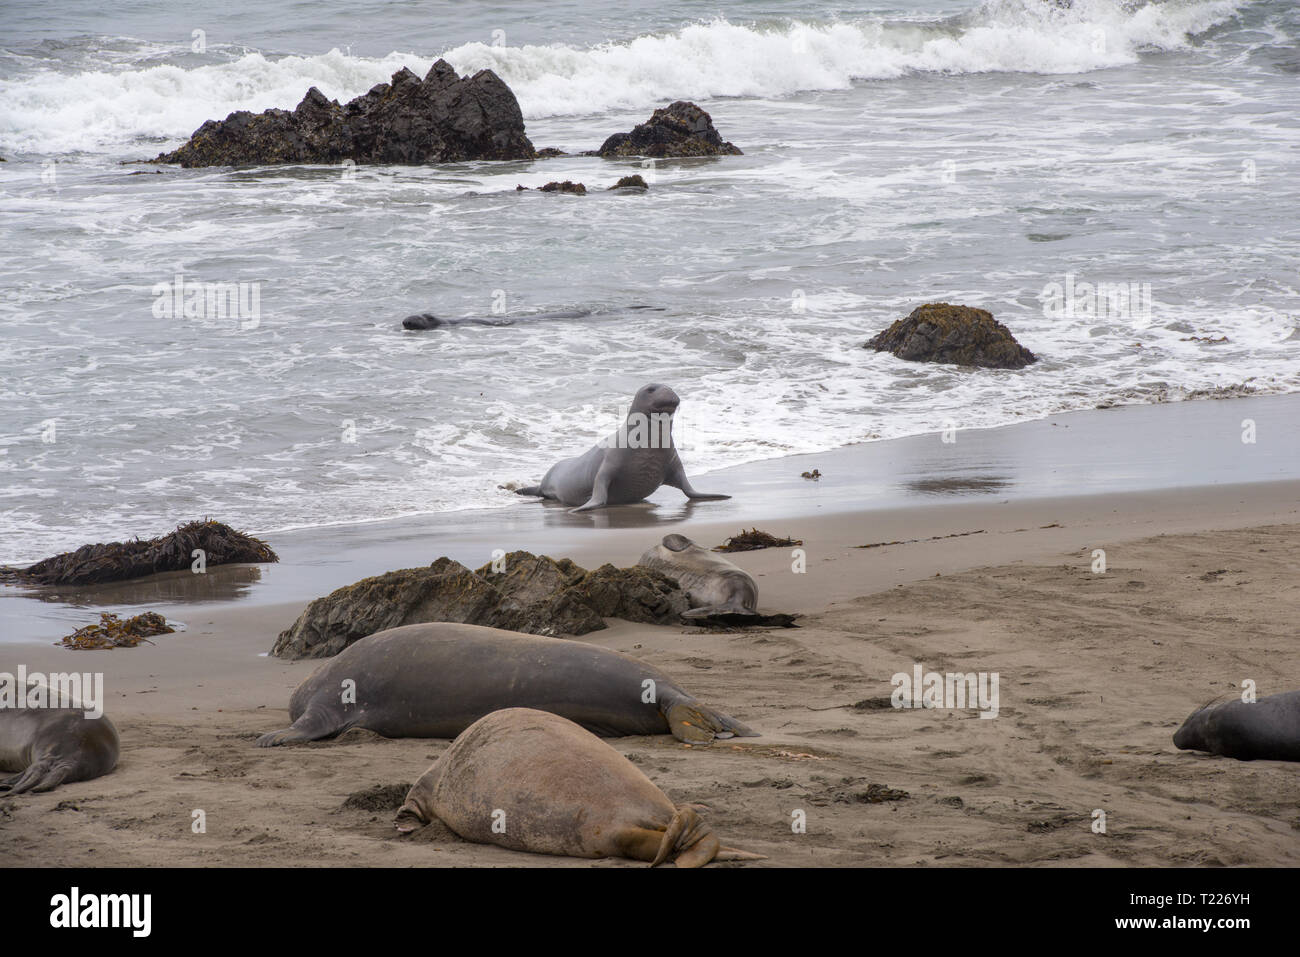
636, 532, 797, 628
0, 706, 120, 793
256, 621, 757, 747
513, 383, 730, 512
394, 707, 765, 866
1173, 689, 1300, 761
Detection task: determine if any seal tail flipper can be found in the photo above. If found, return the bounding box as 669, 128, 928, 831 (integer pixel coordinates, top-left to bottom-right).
665, 700, 759, 743
2, 760, 61, 794
652, 806, 714, 867
681, 603, 757, 619
714, 846, 767, 862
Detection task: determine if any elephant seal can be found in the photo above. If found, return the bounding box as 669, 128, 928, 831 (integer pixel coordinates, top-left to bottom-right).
1173, 689, 1300, 761
394, 707, 765, 866
401, 305, 665, 330
0, 706, 120, 793
514, 383, 730, 512
256, 621, 757, 747
402, 309, 592, 330
637, 533, 796, 626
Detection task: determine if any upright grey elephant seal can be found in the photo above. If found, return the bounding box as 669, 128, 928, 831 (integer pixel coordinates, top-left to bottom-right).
514, 383, 730, 512
0, 707, 120, 793
1173, 689, 1300, 761
638, 533, 798, 626
256, 621, 757, 747
394, 708, 765, 866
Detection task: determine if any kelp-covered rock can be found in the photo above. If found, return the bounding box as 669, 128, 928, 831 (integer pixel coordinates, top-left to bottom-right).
596, 101, 742, 158
864, 303, 1037, 369
0, 520, 277, 586
272, 551, 690, 659
539, 180, 586, 194
608, 174, 649, 190
152, 60, 535, 168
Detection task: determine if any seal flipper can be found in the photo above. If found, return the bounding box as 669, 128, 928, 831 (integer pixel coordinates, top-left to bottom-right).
514, 485, 544, 497
664, 699, 758, 743
255, 707, 345, 747
1, 760, 68, 794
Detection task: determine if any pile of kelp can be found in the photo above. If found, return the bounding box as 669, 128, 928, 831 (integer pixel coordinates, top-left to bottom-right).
714, 528, 803, 552
59, 612, 174, 650
1, 520, 278, 586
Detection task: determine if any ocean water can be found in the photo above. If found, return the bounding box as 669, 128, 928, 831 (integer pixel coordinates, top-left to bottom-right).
0, 0, 1297, 563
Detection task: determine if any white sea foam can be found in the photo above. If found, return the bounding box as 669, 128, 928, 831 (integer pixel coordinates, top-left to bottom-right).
0, 0, 1247, 155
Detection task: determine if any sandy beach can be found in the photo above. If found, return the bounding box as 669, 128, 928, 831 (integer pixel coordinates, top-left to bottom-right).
4, 394, 1298, 867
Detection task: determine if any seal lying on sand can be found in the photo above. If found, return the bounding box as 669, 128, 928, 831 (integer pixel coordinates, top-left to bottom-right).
1173, 689, 1300, 761
394, 707, 765, 866
256, 621, 756, 747
0, 707, 120, 793
638, 533, 798, 626
514, 383, 730, 512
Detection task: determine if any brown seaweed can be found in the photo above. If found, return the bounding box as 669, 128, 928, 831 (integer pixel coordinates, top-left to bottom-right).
58, 611, 174, 650
714, 528, 803, 552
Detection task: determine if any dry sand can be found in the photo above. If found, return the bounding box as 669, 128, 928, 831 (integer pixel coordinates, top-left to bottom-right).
3, 483, 1300, 866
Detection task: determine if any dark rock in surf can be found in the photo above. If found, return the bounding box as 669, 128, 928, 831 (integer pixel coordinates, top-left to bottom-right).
535, 147, 567, 158
864, 303, 1037, 370
596, 101, 742, 158
539, 180, 586, 195
270, 552, 689, 658
0, 520, 278, 586
608, 174, 649, 191
151, 60, 535, 168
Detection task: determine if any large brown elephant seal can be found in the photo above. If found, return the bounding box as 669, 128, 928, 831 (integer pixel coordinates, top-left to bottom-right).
0, 706, 120, 793
638, 533, 798, 626
256, 621, 757, 747
394, 707, 765, 866
1173, 689, 1300, 761
514, 383, 730, 512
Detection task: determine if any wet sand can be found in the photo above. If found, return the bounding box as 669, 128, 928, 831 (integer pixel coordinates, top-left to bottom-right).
4, 475, 1299, 866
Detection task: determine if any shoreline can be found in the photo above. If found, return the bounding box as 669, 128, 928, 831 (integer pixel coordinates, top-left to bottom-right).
3, 391, 1297, 644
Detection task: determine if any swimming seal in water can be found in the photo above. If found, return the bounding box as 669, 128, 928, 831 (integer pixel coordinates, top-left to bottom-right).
0, 706, 120, 793
394, 707, 765, 866
255, 621, 757, 746
1173, 689, 1300, 761
514, 383, 730, 512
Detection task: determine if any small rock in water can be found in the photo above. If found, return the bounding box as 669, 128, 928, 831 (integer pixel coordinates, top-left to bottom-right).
864, 302, 1037, 369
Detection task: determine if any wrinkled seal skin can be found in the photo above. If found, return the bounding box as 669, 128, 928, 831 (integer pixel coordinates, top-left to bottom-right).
256, 621, 757, 747
514, 383, 730, 513
0, 707, 120, 793
395, 708, 765, 866
638, 533, 758, 618
1173, 690, 1300, 761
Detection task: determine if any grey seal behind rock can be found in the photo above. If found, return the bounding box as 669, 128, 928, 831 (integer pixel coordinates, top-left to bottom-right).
394, 707, 765, 866
514, 383, 730, 512
638, 533, 799, 627
256, 621, 757, 747
0, 707, 120, 793
1173, 689, 1300, 761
